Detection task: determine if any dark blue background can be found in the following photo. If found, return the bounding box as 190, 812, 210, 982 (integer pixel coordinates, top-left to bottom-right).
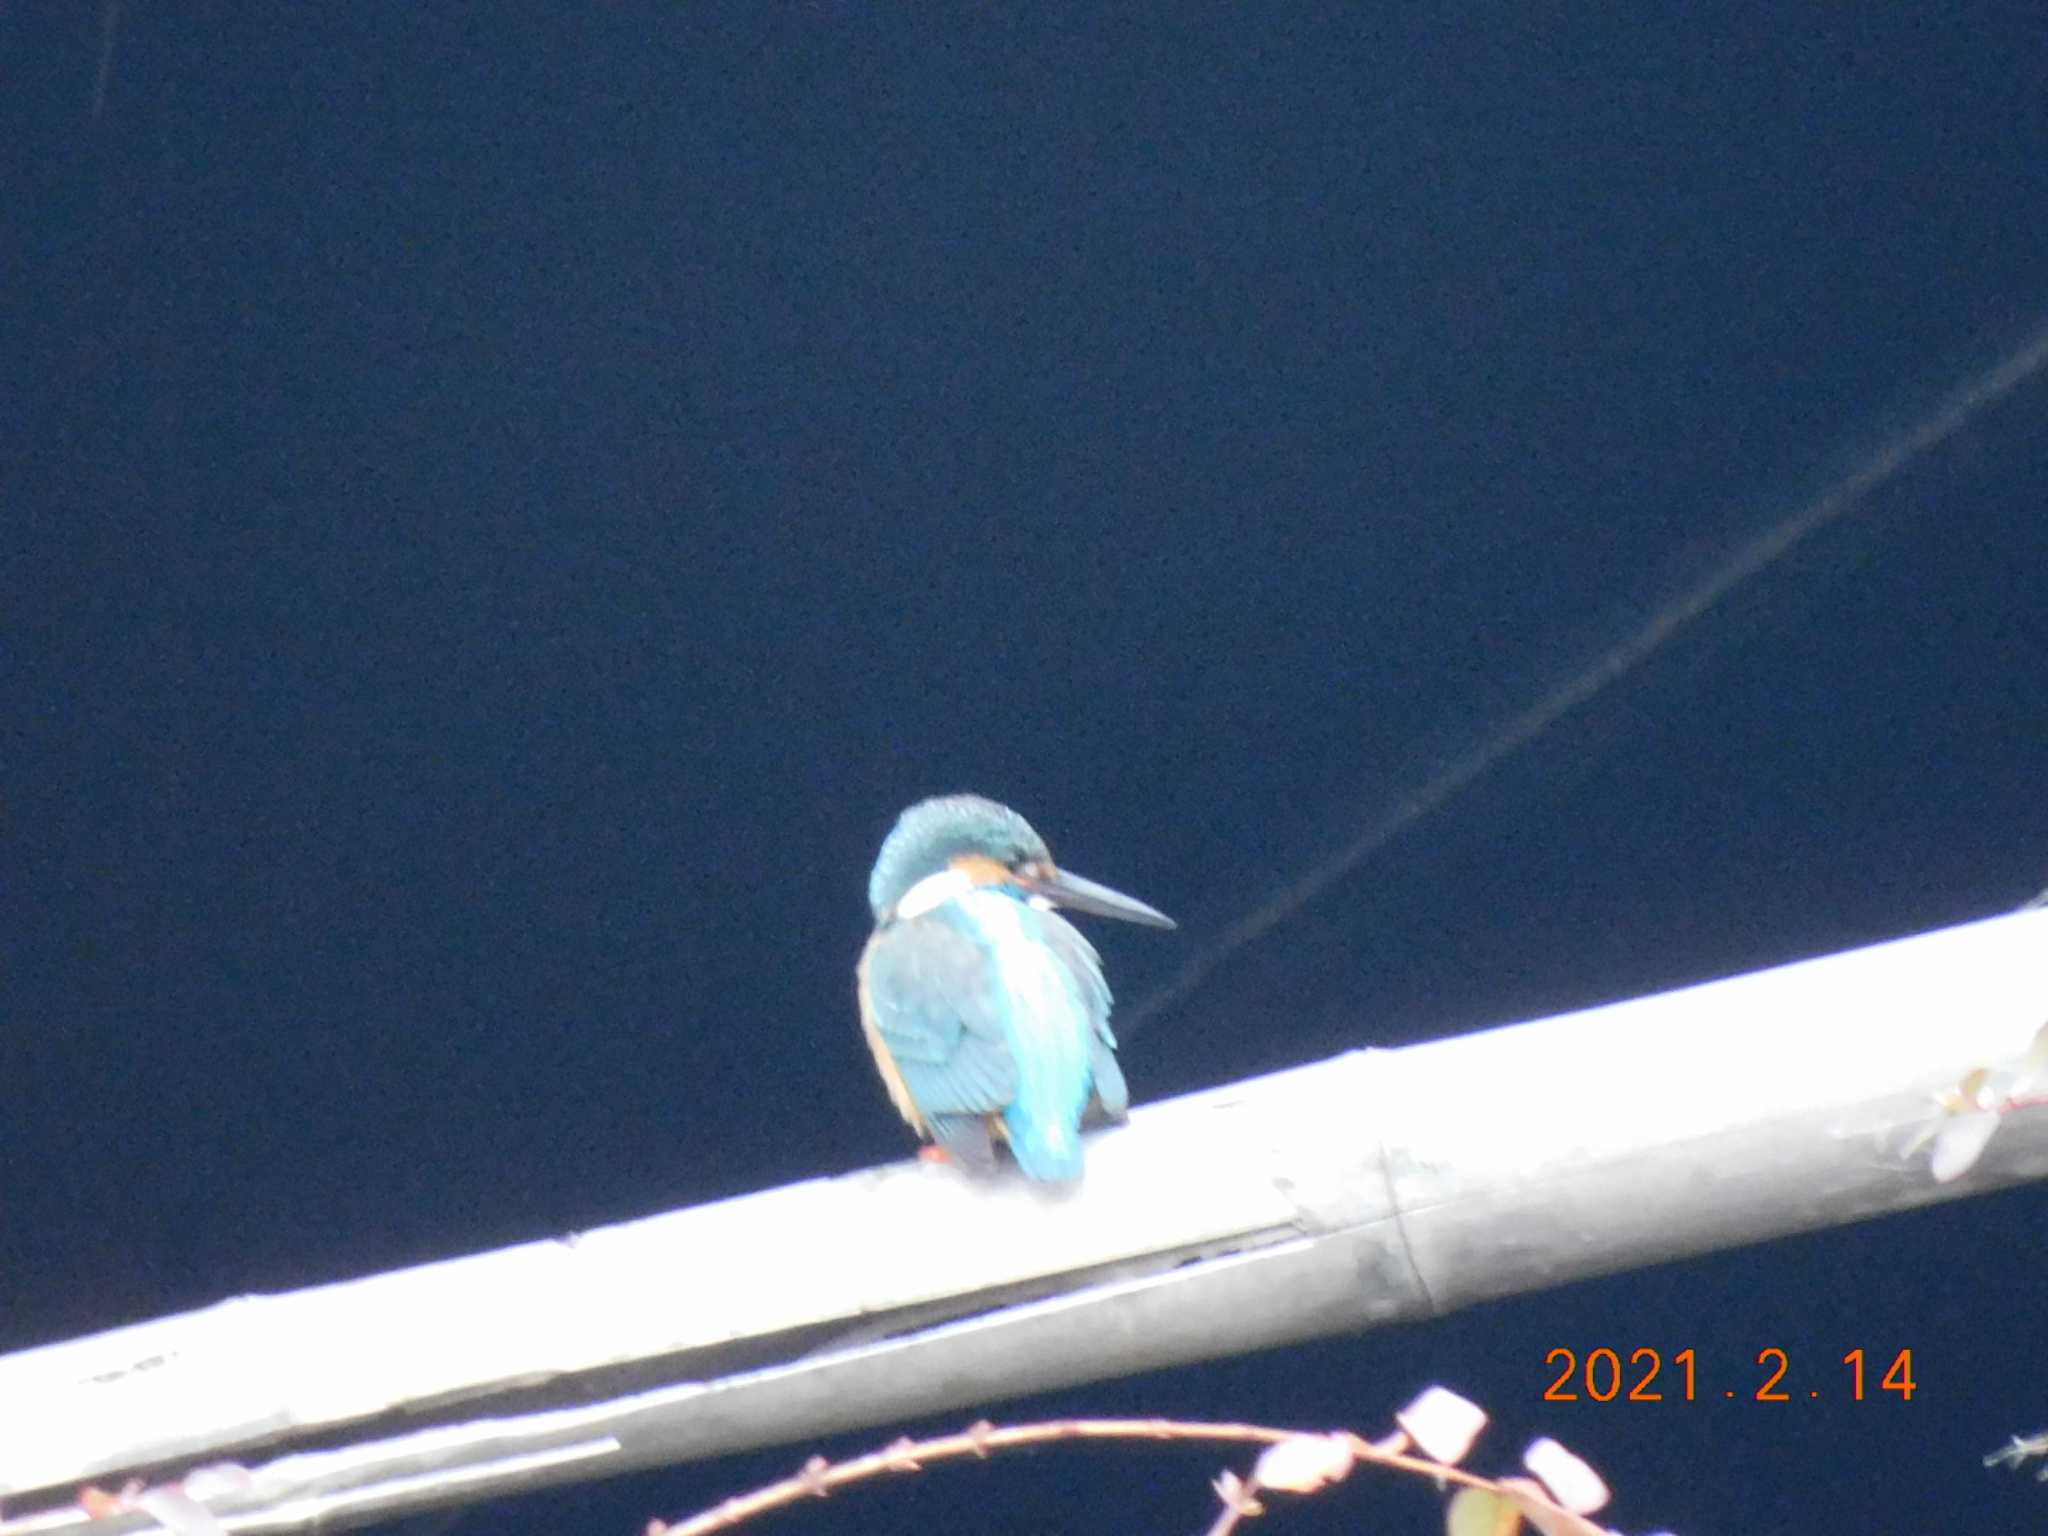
10, 6, 2048, 1532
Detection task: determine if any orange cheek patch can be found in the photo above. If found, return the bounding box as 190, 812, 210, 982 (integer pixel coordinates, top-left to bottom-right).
950, 853, 1014, 886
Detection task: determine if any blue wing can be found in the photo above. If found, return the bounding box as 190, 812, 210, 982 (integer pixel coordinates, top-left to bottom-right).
1039, 911, 1128, 1122
858, 909, 1021, 1127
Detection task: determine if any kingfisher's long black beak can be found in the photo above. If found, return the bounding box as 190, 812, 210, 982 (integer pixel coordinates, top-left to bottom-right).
1019, 866, 1177, 929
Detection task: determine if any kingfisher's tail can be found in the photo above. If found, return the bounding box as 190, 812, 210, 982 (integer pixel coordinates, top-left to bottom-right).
1002, 1107, 1085, 1182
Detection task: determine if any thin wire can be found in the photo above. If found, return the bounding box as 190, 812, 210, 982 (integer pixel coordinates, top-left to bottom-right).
1122, 315, 2048, 1034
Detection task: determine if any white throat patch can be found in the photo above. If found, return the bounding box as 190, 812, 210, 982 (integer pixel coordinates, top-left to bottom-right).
893, 866, 976, 921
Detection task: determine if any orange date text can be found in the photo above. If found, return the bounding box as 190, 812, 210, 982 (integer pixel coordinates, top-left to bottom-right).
1541, 1347, 1916, 1403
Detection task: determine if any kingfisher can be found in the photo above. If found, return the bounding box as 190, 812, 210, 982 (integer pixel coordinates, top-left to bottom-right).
857, 794, 1176, 1182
